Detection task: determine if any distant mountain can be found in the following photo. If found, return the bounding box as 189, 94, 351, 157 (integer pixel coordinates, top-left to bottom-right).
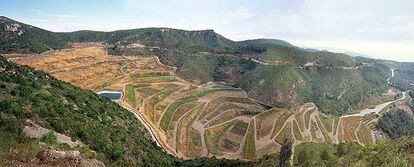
301, 48, 320, 52
0, 16, 239, 54
344, 51, 372, 58
0, 16, 64, 53
238, 38, 294, 47
0, 16, 107, 53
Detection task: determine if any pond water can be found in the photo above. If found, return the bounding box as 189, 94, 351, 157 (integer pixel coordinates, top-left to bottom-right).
97, 91, 123, 100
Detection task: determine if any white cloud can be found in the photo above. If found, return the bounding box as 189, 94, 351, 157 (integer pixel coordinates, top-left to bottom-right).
289, 39, 414, 62
222, 7, 253, 24
52, 14, 80, 21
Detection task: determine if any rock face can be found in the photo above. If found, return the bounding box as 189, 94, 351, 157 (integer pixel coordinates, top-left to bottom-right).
4, 23, 21, 32
36, 148, 106, 167
1, 22, 25, 40
23, 120, 84, 148
3, 23, 24, 35
22, 119, 106, 166
37, 148, 82, 162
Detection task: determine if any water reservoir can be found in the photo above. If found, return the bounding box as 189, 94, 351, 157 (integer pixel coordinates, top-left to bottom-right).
97, 91, 123, 100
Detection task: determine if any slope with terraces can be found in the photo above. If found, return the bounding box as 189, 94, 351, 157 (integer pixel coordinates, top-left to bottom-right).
8, 44, 397, 160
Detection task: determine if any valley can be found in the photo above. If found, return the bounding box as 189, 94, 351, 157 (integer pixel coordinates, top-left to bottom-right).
8, 44, 407, 160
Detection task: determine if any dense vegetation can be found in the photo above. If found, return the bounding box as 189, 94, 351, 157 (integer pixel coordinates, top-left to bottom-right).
392, 63, 414, 90
294, 138, 414, 166
379, 108, 414, 139
409, 90, 414, 98
238, 39, 294, 48
0, 16, 108, 53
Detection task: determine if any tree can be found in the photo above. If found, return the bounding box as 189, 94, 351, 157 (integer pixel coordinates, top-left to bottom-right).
279, 139, 293, 167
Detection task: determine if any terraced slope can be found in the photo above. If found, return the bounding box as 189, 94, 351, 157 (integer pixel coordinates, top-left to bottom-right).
8, 45, 400, 160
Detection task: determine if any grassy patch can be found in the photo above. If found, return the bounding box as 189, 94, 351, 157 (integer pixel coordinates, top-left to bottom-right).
333, 117, 340, 135
175, 104, 205, 157
255, 108, 280, 138
310, 121, 318, 141
160, 97, 198, 130
319, 115, 333, 133
294, 111, 306, 131
160, 87, 233, 130
242, 121, 256, 159
293, 120, 303, 141
189, 128, 202, 147
230, 121, 249, 136
144, 85, 182, 122
205, 121, 233, 156
271, 110, 293, 138
356, 124, 372, 146
315, 117, 332, 144
294, 142, 338, 167
130, 72, 170, 78
125, 84, 136, 107
363, 113, 378, 123
304, 108, 315, 129
40, 131, 57, 146
134, 76, 178, 83
275, 122, 293, 144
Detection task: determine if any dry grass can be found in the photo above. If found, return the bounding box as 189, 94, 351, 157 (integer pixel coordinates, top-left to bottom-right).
338, 116, 363, 142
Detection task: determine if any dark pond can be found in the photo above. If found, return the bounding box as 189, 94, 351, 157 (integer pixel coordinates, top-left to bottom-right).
98, 91, 123, 100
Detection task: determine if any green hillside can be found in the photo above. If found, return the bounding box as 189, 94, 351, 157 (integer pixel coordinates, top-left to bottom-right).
294, 138, 414, 166
238, 38, 295, 47
0, 16, 66, 53
0, 16, 107, 53
0, 55, 178, 166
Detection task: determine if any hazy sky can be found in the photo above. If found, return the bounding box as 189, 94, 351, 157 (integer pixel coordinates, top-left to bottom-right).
1, 0, 413, 62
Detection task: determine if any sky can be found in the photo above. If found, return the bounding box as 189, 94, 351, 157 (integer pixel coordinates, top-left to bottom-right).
1, 0, 414, 62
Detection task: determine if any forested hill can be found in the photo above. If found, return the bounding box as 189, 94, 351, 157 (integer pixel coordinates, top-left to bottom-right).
0, 16, 237, 54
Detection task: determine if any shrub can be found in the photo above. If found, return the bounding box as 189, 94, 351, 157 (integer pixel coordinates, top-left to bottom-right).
40, 131, 57, 146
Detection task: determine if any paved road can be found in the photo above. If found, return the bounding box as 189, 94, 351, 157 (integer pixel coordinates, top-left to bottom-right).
342, 68, 407, 118
342, 91, 407, 118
